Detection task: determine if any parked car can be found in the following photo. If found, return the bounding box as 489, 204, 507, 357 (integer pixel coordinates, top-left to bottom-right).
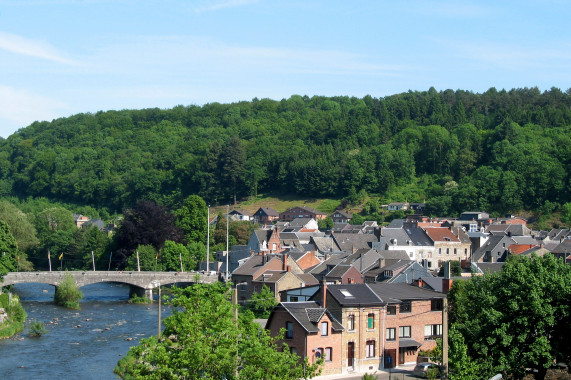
413, 362, 441, 378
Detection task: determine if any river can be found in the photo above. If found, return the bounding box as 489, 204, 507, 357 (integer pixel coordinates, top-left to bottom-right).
0, 282, 168, 380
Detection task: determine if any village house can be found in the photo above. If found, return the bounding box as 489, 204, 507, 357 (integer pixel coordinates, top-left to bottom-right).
267, 282, 445, 376
228, 209, 253, 221
253, 207, 279, 224
279, 206, 328, 222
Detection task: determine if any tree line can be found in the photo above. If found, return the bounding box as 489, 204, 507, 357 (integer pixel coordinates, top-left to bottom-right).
0, 87, 568, 217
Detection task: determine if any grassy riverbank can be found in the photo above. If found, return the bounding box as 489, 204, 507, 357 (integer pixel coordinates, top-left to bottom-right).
0, 292, 27, 339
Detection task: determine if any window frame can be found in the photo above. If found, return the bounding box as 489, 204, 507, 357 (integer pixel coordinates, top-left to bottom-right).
387, 305, 397, 315
386, 327, 396, 341
399, 325, 411, 338
367, 313, 375, 329
400, 301, 411, 313
366, 340, 376, 358
347, 314, 355, 331
321, 321, 328, 336
324, 347, 332, 362
285, 321, 294, 339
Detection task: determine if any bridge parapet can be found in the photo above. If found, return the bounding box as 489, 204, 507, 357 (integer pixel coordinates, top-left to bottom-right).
2, 271, 219, 290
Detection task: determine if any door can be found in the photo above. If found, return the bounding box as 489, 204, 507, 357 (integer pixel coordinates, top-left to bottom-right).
399, 347, 405, 364
384, 349, 396, 368
347, 342, 355, 368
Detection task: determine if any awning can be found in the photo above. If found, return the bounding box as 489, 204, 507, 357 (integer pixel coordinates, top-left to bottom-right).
399, 338, 422, 348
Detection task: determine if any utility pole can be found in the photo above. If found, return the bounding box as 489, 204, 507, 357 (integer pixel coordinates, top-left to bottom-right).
442, 262, 450, 380
206, 205, 210, 274
226, 204, 229, 282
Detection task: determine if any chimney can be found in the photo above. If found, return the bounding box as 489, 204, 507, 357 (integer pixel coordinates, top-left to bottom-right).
283, 253, 288, 271
321, 279, 327, 309
442, 261, 453, 293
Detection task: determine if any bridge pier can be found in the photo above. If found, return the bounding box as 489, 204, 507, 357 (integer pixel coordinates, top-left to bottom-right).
128, 285, 147, 300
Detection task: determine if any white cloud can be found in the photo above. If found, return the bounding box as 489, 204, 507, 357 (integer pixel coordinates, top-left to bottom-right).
88, 35, 411, 78
0, 32, 78, 65
194, 0, 260, 13
0, 86, 67, 137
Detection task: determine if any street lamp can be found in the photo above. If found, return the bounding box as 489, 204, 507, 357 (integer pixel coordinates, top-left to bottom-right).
152, 280, 161, 339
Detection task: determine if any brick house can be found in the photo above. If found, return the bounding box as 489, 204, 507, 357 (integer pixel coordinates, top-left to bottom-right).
253, 207, 279, 224
265, 301, 345, 375
311, 283, 445, 375
331, 210, 353, 224
231, 253, 303, 304
279, 206, 328, 222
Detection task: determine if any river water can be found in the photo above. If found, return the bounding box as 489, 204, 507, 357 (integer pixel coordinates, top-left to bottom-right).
0, 282, 168, 380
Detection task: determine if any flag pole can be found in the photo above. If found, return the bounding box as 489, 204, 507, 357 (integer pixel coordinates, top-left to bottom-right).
48, 251, 52, 272
136, 251, 140, 272
108, 252, 112, 271
91, 251, 95, 271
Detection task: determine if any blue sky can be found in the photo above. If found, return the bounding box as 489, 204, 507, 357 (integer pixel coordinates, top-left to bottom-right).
0, 0, 570, 138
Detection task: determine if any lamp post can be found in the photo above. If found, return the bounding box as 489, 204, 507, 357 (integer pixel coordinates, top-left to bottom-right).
152, 280, 161, 339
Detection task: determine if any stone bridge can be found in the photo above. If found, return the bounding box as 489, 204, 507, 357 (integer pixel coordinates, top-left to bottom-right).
2, 271, 219, 300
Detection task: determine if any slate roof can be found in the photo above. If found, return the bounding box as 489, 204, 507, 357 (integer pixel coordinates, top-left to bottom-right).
332, 210, 353, 218
290, 217, 314, 227
256, 207, 279, 217
387, 219, 405, 228
472, 262, 505, 274
230, 209, 252, 216
311, 236, 339, 252
486, 224, 530, 236
294, 273, 319, 286
232, 254, 280, 276
472, 235, 515, 262
418, 276, 443, 292
367, 282, 446, 302
552, 239, 571, 254
325, 284, 384, 306
325, 264, 354, 280
511, 236, 539, 245
332, 233, 378, 252
403, 226, 433, 246
269, 302, 344, 333
379, 228, 412, 248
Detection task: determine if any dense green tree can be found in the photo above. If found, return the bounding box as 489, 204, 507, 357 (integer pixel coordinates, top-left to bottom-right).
562, 202, 571, 224
125, 244, 160, 271
0, 220, 18, 276
247, 284, 278, 318
448, 254, 571, 379
0, 200, 39, 252
175, 195, 207, 245
115, 282, 321, 379
159, 240, 190, 272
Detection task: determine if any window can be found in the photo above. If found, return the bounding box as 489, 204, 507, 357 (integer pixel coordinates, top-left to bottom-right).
446, 248, 450, 255
454, 248, 457, 255
347, 315, 355, 331
366, 340, 376, 357
386, 327, 396, 341
431, 299, 443, 311
321, 322, 328, 336
290, 347, 297, 355
324, 347, 332, 362
315, 348, 324, 359
465, 248, 468, 256
439, 248, 442, 255
424, 324, 442, 339
367, 313, 375, 329
290, 296, 298, 302
400, 301, 411, 313
387, 305, 396, 315
399, 326, 411, 338
286, 322, 293, 339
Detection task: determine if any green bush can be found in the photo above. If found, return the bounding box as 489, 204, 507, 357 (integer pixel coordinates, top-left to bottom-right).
0, 293, 27, 339
28, 319, 47, 337
54, 272, 83, 309
128, 295, 152, 304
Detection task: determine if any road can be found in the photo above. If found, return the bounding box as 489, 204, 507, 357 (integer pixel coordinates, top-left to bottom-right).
315, 366, 420, 380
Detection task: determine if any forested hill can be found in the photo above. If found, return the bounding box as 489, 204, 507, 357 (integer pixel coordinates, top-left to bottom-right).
0, 87, 569, 215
